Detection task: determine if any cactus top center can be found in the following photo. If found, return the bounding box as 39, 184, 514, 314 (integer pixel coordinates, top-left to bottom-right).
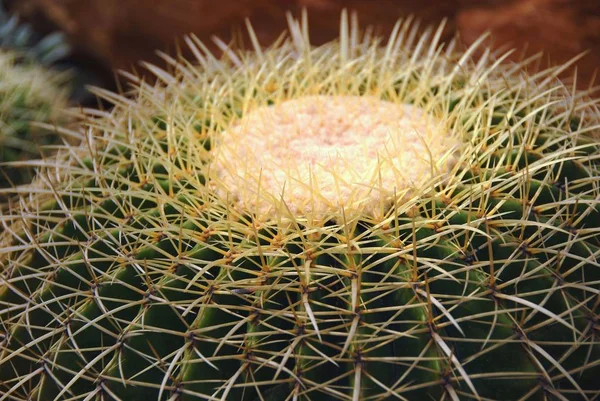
211, 95, 459, 219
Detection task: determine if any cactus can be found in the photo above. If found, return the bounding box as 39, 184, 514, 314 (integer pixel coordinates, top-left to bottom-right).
1, 13, 599, 401
0, 1, 71, 188
0, 50, 70, 187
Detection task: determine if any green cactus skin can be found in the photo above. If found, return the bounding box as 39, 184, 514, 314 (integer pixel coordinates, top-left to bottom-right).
1, 13, 599, 401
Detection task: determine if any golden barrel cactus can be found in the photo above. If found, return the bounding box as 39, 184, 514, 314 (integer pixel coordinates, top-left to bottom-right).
1, 13, 599, 401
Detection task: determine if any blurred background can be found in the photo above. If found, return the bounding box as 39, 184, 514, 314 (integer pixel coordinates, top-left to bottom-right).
4, 0, 600, 101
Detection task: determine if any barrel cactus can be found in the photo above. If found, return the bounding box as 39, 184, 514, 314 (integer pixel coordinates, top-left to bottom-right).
0, 50, 70, 187
1, 13, 599, 401
0, 1, 71, 188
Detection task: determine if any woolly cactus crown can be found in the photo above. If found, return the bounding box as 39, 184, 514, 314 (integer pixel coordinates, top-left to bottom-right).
210, 94, 459, 218
1, 12, 599, 401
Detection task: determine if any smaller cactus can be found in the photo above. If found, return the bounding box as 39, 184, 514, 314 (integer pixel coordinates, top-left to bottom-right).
0, 50, 71, 188
0, 1, 72, 189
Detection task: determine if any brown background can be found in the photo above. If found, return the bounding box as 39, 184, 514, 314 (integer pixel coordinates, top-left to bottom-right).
8, 0, 600, 89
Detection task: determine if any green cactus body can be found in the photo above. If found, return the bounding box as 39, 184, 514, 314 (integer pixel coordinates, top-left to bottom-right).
1, 14, 599, 401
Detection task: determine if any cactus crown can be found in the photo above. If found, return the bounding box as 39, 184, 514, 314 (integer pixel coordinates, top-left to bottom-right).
211, 94, 459, 218
1, 11, 600, 401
